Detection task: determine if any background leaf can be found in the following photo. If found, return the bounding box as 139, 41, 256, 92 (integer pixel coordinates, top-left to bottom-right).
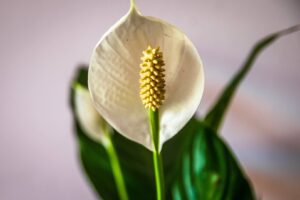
204, 25, 300, 132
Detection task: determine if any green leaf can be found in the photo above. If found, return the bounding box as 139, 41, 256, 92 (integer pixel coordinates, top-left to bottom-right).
204, 25, 300, 132
169, 119, 255, 200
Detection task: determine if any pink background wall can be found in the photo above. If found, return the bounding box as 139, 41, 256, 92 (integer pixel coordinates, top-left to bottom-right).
0, 0, 299, 199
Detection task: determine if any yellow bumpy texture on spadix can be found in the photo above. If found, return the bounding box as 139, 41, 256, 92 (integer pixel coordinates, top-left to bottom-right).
139, 46, 166, 111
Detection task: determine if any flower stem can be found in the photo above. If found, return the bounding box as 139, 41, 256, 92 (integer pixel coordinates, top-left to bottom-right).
104, 128, 129, 200
153, 149, 165, 200
149, 109, 165, 200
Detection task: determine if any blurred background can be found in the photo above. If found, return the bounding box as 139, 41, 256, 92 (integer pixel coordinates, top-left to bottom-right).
0, 0, 299, 199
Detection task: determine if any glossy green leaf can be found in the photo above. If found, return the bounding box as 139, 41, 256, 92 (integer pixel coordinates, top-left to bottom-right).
204, 25, 300, 132
170, 120, 255, 200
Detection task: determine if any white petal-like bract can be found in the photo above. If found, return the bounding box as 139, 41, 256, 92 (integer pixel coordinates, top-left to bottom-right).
74, 84, 107, 144
89, 6, 204, 151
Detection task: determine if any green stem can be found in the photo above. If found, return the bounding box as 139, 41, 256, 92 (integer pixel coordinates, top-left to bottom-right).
153, 149, 165, 200
149, 109, 165, 200
104, 129, 129, 200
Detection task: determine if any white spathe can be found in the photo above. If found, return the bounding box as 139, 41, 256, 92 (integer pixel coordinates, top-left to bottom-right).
74, 84, 108, 145
89, 5, 204, 151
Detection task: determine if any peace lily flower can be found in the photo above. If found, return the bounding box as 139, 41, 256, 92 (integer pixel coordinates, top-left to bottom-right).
89, 1, 204, 152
